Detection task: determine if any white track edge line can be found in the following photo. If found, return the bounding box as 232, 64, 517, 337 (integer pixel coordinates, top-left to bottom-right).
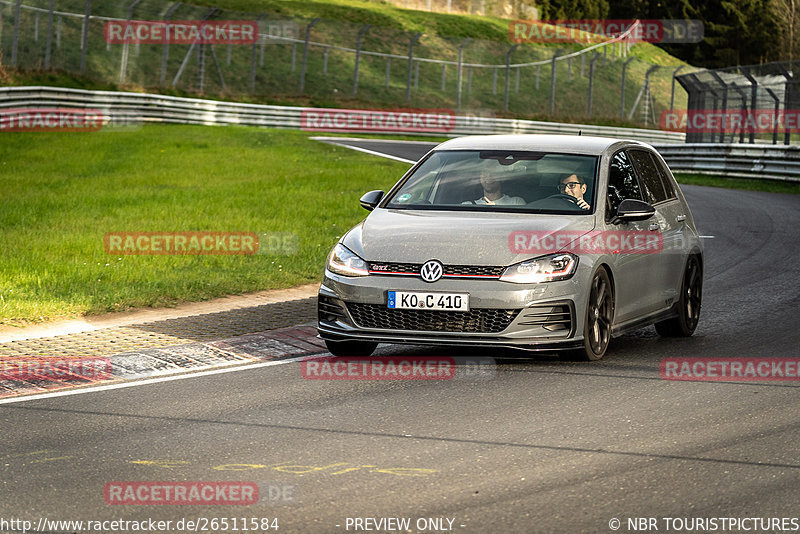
314, 140, 416, 164
0, 356, 307, 405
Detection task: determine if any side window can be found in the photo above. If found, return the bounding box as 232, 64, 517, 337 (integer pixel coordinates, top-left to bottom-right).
629, 149, 668, 204
607, 151, 642, 218
651, 152, 678, 200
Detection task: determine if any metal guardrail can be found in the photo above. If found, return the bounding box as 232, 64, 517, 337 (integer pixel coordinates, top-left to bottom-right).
4, 86, 797, 180
0, 86, 685, 144
654, 144, 800, 182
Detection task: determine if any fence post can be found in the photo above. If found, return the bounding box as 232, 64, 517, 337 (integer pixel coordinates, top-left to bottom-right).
11, 0, 21, 67
44, 0, 54, 69
549, 49, 563, 116
620, 57, 635, 119
120, 0, 143, 84
406, 32, 422, 104
299, 18, 320, 93
670, 65, 685, 111
456, 38, 471, 110
504, 43, 519, 112
352, 24, 371, 95
161, 2, 183, 85
385, 57, 390, 88
440, 64, 446, 91
587, 53, 599, 115
80, 0, 90, 74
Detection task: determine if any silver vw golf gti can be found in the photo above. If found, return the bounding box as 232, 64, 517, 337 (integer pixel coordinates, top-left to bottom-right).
318, 135, 703, 360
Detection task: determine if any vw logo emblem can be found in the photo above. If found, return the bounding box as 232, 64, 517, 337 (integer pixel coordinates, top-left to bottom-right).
420, 260, 443, 283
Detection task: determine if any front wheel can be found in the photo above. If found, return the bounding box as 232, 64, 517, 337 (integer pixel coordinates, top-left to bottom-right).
324, 339, 378, 357
656, 255, 702, 337
568, 268, 614, 361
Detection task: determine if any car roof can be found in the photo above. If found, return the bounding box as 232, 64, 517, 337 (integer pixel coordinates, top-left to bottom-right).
433, 134, 649, 156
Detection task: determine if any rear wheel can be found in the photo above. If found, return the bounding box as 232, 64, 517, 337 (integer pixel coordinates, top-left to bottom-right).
568, 268, 614, 361
656, 255, 702, 337
324, 339, 378, 357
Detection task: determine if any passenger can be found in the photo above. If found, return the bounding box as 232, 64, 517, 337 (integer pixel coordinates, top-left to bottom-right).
559, 174, 590, 210
464, 169, 525, 205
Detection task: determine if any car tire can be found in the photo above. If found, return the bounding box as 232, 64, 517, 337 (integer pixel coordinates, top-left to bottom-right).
655, 255, 702, 337
568, 268, 614, 361
324, 339, 378, 357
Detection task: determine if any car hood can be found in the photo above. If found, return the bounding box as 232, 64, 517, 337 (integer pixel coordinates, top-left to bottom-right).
343, 208, 597, 266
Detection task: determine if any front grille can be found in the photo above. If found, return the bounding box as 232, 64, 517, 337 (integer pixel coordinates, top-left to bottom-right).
517, 303, 573, 333
346, 303, 520, 333
368, 262, 504, 278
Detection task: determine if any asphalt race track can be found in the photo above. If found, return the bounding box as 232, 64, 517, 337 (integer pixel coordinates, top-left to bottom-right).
2, 138, 799, 534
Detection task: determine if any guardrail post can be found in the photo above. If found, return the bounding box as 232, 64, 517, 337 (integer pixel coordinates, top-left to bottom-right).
503, 43, 519, 112
80, 0, 90, 74
352, 24, 371, 96
11, 0, 21, 67
44, 0, 54, 69
549, 49, 563, 116
620, 57, 635, 119
299, 18, 320, 93
406, 32, 422, 104
456, 38, 471, 110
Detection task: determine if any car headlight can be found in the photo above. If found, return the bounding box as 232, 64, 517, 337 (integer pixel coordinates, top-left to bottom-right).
326, 243, 369, 277
500, 253, 578, 283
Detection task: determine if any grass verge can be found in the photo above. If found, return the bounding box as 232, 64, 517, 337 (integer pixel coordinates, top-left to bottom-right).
0, 124, 408, 326
674, 173, 800, 195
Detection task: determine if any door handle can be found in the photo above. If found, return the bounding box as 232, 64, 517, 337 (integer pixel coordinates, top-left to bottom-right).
649, 223, 659, 231
676, 214, 687, 222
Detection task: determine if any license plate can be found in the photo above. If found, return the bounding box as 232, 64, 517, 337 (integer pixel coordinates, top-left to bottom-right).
387, 291, 469, 311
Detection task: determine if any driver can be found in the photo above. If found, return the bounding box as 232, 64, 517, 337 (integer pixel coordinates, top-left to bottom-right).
464, 169, 525, 206
559, 174, 590, 210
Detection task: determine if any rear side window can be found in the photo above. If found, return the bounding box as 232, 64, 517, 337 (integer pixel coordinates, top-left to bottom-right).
650, 153, 678, 200
607, 151, 643, 217
629, 149, 668, 204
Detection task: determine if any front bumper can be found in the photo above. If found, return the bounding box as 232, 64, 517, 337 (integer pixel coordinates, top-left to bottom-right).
317, 270, 589, 351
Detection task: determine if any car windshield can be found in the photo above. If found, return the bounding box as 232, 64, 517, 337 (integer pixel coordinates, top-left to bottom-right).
384, 150, 598, 213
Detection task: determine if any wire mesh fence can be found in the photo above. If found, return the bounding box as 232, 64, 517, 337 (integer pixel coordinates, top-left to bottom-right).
675, 62, 800, 145
1, 0, 691, 128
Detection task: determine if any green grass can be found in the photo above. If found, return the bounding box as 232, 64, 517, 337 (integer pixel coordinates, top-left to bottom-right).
674, 173, 800, 195
0, 124, 408, 326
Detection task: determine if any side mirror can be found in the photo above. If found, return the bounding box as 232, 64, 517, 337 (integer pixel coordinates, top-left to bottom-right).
612, 198, 655, 223
359, 190, 384, 211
